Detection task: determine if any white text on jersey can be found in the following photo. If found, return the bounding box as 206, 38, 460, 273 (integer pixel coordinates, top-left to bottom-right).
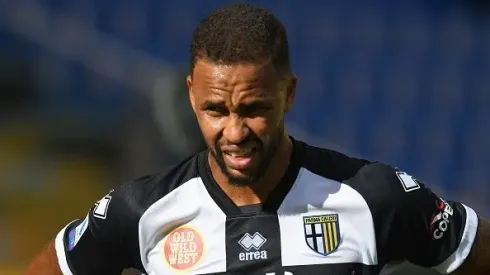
238, 232, 268, 261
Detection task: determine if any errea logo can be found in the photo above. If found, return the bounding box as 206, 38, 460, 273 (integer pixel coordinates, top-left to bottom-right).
238, 232, 268, 261
239, 232, 266, 250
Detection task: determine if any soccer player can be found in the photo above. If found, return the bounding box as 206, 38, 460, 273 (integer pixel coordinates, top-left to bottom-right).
26, 3, 489, 275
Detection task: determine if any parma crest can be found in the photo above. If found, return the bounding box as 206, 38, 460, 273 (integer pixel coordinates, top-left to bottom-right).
303, 214, 341, 256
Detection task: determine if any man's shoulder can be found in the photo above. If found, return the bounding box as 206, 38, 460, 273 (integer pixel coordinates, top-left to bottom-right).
112, 151, 203, 216
298, 140, 371, 182
298, 141, 419, 202
346, 162, 418, 192
66, 152, 204, 251
299, 141, 410, 183
342, 162, 424, 208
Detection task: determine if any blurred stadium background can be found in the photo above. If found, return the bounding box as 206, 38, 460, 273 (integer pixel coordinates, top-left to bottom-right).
1, 0, 489, 274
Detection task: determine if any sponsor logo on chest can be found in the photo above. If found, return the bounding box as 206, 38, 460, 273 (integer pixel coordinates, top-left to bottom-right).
238, 232, 268, 261
163, 226, 204, 271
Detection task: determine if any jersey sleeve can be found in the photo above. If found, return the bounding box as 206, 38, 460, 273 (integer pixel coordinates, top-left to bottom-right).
54, 183, 142, 275
352, 163, 479, 274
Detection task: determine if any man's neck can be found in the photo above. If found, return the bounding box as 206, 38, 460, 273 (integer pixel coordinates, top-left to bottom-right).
210, 134, 293, 207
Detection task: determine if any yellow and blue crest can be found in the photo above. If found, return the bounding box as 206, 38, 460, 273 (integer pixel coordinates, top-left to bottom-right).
303, 214, 341, 256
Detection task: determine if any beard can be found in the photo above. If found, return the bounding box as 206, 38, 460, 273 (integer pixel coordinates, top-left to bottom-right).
210, 128, 284, 186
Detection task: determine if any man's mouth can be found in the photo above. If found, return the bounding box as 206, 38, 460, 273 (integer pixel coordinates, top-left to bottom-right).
223, 147, 257, 169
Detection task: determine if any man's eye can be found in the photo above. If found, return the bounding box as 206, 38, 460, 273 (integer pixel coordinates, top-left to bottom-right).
205, 106, 227, 116
257, 106, 271, 112
246, 105, 271, 113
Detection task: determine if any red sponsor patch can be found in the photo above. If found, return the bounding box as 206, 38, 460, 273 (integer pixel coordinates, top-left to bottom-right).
430, 199, 447, 231
163, 226, 204, 271
429, 199, 454, 240
436, 199, 445, 210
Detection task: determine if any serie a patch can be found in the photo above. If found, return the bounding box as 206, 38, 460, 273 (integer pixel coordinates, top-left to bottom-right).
303, 214, 341, 256
68, 215, 89, 251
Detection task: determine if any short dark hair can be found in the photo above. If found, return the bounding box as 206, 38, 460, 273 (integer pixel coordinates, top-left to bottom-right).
189, 3, 291, 75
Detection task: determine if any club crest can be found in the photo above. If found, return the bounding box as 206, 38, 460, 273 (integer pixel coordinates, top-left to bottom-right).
303, 214, 341, 256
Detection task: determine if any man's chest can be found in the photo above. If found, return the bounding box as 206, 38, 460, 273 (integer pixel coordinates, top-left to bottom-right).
137, 174, 380, 275
139, 208, 379, 274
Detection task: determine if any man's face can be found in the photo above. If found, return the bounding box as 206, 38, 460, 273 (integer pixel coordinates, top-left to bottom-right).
187, 59, 295, 186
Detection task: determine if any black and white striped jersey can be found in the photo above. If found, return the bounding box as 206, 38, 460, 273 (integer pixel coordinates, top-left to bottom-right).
55, 138, 478, 275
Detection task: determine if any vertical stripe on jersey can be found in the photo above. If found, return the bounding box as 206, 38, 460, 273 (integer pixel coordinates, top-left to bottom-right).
138, 177, 228, 274
225, 214, 283, 273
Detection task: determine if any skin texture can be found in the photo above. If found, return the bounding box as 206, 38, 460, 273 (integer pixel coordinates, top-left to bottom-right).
24, 240, 62, 275
453, 218, 490, 274
187, 59, 296, 206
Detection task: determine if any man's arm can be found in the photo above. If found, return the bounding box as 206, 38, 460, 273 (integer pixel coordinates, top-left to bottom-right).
454, 217, 490, 274
350, 163, 481, 274
25, 240, 62, 275
24, 185, 139, 275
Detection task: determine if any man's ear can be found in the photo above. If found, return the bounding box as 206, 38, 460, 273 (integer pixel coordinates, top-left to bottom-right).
284, 74, 297, 112
187, 75, 196, 113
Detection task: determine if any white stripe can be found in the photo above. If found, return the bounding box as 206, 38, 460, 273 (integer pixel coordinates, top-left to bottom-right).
138, 177, 227, 273
55, 221, 77, 275
278, 168, 378, 266
432, 204, 478, 274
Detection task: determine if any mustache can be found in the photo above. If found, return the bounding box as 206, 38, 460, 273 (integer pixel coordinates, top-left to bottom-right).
216, 137, 258, 149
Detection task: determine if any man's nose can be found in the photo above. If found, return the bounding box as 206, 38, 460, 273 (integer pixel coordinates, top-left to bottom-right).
222, 115, 250, 144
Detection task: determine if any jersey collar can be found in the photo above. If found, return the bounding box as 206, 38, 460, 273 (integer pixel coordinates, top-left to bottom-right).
198, 137, 304, 216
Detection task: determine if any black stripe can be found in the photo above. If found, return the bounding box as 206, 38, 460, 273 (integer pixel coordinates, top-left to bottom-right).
225, 214, 282, 273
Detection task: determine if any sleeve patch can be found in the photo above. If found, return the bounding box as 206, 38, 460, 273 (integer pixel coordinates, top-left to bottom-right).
396, 171, 420, 192
93, 191, 113, 219
430, 199, 454, 240
68, 215, 89, 251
